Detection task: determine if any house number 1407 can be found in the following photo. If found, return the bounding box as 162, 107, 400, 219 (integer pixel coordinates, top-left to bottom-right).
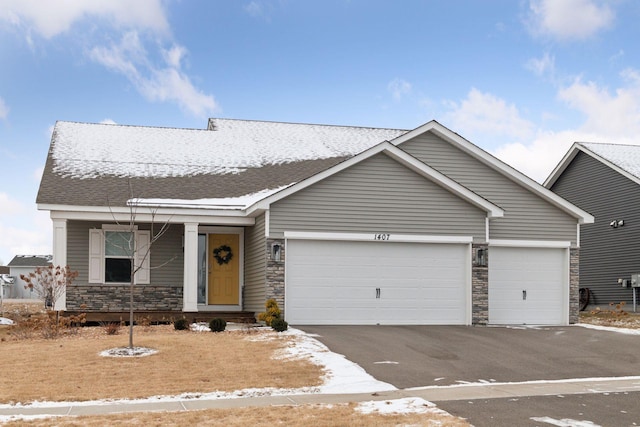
374, 233, 390, 241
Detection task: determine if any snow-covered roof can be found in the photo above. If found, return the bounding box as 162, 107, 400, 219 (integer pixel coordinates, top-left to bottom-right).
580, 142, 640, 180
545, 142, 640, 188
38, 119, 406, 208
52, 119, 407, 179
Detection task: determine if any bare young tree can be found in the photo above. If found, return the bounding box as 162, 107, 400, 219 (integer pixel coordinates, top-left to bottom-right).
106, 181, 174, 349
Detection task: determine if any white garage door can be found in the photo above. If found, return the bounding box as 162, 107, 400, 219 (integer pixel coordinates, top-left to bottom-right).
286, 239, 470, 325
489, 246, 567, 325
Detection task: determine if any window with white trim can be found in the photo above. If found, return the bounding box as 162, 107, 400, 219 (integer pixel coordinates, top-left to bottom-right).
105, 231, 133, 283
88, 227, 150, 285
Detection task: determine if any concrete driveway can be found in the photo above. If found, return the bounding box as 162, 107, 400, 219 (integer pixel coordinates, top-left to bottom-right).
296, 325, 640, 389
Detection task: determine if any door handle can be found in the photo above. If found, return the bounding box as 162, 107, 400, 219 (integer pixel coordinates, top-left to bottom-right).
376, 288, 381, 299
523, 290, 527, 300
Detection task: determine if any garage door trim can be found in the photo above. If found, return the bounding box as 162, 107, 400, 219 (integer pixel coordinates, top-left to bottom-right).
489, 239, 571, 248
285, 230, 473, 244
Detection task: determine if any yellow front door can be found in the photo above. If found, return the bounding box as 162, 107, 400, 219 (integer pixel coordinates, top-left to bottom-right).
208, 234, 240, 305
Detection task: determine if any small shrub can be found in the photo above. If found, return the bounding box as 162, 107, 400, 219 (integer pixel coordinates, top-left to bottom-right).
271, 317, 288, 332
257, 298, 282, 326
174, 318, 189, 331
209, 318, 227, 332
101, 322, 121, 336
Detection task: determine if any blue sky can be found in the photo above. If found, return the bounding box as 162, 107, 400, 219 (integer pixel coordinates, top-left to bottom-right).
1, 0, 639, 264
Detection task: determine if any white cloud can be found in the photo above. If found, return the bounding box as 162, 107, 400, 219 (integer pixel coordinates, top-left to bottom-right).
100, 118, 117, 125
0, 195, 50, 264
0, 97, 8, 119
244, 1, 264, 18
0, 212, 52, 263
90, 32, 218, 118
526, 52, 555, 77
478, 70, 640, 183
527, 0, 614, 41
0, 193, 25, 215
557, 70, 640, 137
444, 88, 535, 141
32, 166, 44, 183
388, 78, 412, 101
0, 0, 169, 39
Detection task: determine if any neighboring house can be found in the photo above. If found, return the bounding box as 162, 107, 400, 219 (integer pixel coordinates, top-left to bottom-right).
7, 255, 53, 299
36, 119, 593, 325
545, 142, 640, 308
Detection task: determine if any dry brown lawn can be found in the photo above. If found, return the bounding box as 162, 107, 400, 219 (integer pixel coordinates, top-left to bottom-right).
4, 403, 471, 427
0, 301, 472, 426
0, 324, 320, 403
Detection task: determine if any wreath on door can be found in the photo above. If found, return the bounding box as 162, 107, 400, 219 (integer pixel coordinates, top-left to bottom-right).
213, 244, 234, 265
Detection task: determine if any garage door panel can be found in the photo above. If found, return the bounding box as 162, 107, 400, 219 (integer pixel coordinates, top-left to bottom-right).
286, 239, 469, 325
489, 247, 567, 325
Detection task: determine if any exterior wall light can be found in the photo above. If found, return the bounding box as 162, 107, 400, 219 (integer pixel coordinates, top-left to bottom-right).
610, 219, 624, 228
271, 243, 282, 262
474, 247, 487, 267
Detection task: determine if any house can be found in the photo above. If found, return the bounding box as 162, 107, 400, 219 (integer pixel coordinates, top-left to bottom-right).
36, 119, 593, 325
6, 255, 53, 299
545, 142, 640, 308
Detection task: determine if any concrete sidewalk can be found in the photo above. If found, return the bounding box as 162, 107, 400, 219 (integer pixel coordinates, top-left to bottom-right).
1, 377, 639, 419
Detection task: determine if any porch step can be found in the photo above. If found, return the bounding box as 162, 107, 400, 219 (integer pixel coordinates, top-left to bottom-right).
64, 311, 256, 325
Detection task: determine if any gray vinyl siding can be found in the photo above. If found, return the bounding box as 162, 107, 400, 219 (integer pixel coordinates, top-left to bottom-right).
551, 152, 638, 306
243, 214, 266, 312
270, 152, 486, 239
68, 220, 98, 283
401, 133, 578, 244
67, 220, 183, 286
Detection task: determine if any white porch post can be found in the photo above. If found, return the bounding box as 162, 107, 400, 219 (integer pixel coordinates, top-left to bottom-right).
52, 218, 67, 311
183, 222, 199, 312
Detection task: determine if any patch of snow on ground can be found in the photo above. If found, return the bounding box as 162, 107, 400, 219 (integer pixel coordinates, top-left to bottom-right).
578, 323, 640, 335
0, 317, 14, 325
356, 397, 439, 415
275, 328, 397, 394
530, 416, 601, 427
190, 322, 211, 332
99, 347, 158, 357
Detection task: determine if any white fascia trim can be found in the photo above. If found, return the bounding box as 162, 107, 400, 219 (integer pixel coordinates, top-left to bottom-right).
543, 142, 581, 188
247, 141, 503, 218
39, 204, 248, 218
45, 207, 255, 226
391, 122, 594, 224
382, 146, 503, 218
284, 231, 473, 244
489, 239, 571, 248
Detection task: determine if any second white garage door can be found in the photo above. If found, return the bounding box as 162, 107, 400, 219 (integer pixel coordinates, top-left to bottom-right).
285, 239, 470, 325
489, 246, 568, 325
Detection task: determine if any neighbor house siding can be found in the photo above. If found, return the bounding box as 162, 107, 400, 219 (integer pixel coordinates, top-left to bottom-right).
269, 152, 487, 239
400, 133, 578, 244
243, 213, 266, 312
551, 151, 639, 306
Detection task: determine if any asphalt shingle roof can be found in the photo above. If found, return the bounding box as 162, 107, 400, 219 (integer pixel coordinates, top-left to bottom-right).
37, 119, 407, 207
8, 255, 53, 267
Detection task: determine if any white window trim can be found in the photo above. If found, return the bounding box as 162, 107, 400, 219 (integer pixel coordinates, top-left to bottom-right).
88, 225, 150, 285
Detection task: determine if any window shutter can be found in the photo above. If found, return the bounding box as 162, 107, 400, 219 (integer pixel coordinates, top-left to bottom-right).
135, 230, 151, 284
88, 229, 104, 283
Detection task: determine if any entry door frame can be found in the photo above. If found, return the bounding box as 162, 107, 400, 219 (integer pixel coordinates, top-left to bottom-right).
198, 226, 244, 312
